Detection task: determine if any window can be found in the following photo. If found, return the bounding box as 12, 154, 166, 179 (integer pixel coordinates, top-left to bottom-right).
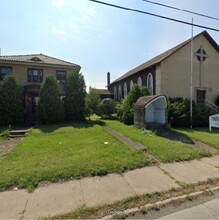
124, 82, 127, 97
137, 77, 142, 88
27, 69, 43, 83
56, 70, 66, 83
0, 67, 12, 80
30, 57, 42, 62
147, 73, 154, 95
118, 84, 122, 100
130, 80, 134, 90
114, 86, 117, 100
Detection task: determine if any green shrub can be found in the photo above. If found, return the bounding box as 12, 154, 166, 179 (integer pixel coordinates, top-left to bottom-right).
168, 98, 215, 128
37, 75, 65, 123
122, 106, 133, 125
0, 76, 23, 125
117, 85, 146, 125
215, 95, 219, 107
141, 86, 150, 96
116, 101, 124, 122
0, 128, 9, 140
100, 98, 116, 118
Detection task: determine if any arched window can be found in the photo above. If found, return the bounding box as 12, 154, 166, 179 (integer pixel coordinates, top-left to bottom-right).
124, 82, 127, 97
118, 84, 122, 100
114, 86, 117, 100
130, 80, 134, 90
137, 77, 142, 88
147, 73, 154, 95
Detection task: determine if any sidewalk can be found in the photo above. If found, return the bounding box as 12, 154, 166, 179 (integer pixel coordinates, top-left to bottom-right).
1, 155, 219, 219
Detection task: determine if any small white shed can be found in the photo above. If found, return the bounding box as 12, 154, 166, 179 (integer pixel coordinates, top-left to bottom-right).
134, 95, 168, 128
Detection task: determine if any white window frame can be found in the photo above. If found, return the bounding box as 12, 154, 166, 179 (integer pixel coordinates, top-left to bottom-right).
118, 84, 122, 100
114, 86, 117, 100
137, 77, 142, 88
147, 73, 154, 95
124, 82, 127, 97
130, 80, 134, 90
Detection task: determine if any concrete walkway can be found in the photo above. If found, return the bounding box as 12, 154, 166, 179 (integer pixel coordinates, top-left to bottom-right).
0, 138, 22, 161
103, 125, 146, 150
1, 155, 219, 219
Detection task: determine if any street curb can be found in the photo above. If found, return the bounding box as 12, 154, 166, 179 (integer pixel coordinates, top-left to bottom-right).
102, 186, 219, 219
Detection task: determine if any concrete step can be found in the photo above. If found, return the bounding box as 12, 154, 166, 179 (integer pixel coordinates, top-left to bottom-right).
9, 134, 25, 138
9, 129, 29, 138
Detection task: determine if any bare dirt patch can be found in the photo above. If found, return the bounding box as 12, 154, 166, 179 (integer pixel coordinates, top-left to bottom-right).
0, 138, 22, 160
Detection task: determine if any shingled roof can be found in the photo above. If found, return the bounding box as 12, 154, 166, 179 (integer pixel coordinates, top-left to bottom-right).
109, 31, 219, 86
92, 89, 112, 95
0, 53, 81, 69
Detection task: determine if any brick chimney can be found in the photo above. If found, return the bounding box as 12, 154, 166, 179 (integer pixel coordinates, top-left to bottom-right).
107, 72, 110, 86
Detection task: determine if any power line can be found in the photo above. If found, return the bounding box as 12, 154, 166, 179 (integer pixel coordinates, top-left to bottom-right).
143, 0, 219, 21
89, 0, 219, 32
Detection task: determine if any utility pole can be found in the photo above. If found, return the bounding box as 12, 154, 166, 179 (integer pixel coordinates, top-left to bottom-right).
190, 18, 194, 130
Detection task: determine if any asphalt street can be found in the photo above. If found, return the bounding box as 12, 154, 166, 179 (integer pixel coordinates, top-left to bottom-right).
127, 190, 219, 219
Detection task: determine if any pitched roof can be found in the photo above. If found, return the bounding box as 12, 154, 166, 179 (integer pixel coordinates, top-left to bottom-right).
0, 53, 81, 69
109, 31, 219, 85
92, 89, 112, 95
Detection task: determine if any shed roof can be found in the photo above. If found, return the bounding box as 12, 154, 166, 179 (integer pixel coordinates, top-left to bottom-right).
134, 95, 167, 110
109, 31, 219, 86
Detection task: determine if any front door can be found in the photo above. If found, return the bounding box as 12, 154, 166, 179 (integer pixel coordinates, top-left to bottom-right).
196, 90, 206, 104
25, 93, 39, 124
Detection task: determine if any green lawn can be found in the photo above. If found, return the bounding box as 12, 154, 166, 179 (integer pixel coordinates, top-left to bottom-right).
103, 120, 210, 163
175, 128, 219, 150
0, 121, 150, 190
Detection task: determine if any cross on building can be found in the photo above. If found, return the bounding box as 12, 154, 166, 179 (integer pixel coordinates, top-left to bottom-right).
194, 45, 208, 88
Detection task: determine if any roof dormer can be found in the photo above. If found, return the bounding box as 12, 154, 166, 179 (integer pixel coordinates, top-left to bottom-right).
30, 57, 42, 62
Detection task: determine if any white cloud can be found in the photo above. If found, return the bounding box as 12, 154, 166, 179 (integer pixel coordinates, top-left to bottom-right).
143, 51, 154, 58
87, 8, 96, 17
52, 26, 66, 35
51, 0, 65, 8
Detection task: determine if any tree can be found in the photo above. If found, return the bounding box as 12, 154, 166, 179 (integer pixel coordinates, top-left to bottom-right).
37, 75, 65, 123
85, 87, 101, 116
142, 86, 150, 96
126, 84, 143, 106
0, 75, 23, 125
118, 84, 144, 125
64, 71, 86, 120
100, 98, 116, 118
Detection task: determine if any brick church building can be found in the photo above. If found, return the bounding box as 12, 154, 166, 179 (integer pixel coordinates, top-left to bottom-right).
107, 31, 219, 105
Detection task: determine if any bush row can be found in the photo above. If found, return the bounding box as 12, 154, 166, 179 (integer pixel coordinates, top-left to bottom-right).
168, 98, 216, 127
0, 71, 86, 126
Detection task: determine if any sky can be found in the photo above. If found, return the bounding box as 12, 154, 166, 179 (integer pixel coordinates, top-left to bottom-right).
1, 0, 219, 89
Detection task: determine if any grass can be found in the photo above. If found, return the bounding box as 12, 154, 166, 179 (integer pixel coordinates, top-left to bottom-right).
102, 119, 210, 163
175, 128, 219, 150
0, 121, 150, 190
